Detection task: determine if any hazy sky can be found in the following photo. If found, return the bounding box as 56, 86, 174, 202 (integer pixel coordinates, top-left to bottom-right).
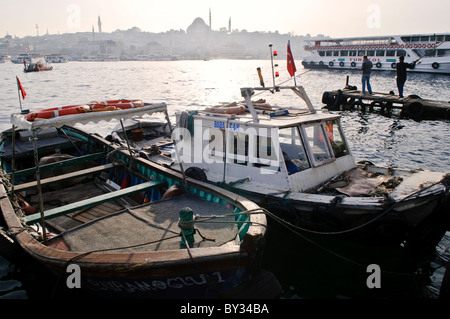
2, 0, 449, 38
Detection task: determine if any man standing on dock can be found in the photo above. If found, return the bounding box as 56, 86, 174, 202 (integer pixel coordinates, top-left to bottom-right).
396, 56, 418, 99
361, 56, 373, 95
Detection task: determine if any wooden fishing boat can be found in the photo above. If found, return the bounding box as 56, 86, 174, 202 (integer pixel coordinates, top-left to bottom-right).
0, 103, 269, 299
113, 87, 450, 253
23, 56, 53, 72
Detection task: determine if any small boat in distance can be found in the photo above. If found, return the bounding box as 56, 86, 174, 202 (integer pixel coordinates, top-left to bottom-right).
0, 102, 271, 298
24, 56, 53, 72
302, 33, 450, 74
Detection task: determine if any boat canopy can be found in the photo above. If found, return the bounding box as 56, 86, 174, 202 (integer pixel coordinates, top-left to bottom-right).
10, 103, 168, 131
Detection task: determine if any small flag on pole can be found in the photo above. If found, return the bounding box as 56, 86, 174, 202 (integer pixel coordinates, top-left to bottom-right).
287, 40, 297, 77
16, 76, 26, 99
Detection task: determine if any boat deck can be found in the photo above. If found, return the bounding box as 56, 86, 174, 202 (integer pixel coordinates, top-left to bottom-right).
47, 193, 239, 253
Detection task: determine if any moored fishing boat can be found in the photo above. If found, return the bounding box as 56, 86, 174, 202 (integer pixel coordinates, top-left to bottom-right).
113, 85, 450, 253
0, 103, 271, 298
302, 33, 450, 74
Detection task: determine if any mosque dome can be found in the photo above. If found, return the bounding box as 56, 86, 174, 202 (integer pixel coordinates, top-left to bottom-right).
187, 17, 210, 34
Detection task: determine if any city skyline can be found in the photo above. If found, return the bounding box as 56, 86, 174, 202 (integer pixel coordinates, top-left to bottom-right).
2, 0, 449, 39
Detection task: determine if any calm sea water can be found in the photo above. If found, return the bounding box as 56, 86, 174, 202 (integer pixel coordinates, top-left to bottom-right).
0, 60, 449, 300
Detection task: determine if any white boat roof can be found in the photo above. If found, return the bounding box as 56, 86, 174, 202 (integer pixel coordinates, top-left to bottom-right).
197, 109, 340, 128
11, 103, 168, 131
306, 32, 450, 42
195, 86, 341, 128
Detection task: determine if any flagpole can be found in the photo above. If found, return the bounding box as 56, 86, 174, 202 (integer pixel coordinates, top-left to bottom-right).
16, 76, 23, 113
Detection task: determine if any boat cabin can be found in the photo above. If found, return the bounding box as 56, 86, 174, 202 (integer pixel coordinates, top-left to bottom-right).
175, 87, 356, 195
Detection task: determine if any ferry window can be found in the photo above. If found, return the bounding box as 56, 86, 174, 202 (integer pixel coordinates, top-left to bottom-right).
326, 120, 349, 158
411, 36, 420, 42
425, 49, 436, 57
437, 49, 450, 57
340, 50, 348, 56
303, 124, 332, 165
333, 51, 339, 56
430, 36, 436, 41
366, 50, 375, 56
401, 37, 411, 42
376, 50, 385, 57
445, 35, 450, 42
326, 51, 332, 56
396, 50, 406, 56
413, 49, 424, 58
420, 36, 429, 42
358, 50, 365, 56
279, 127, 310, 174
349, 51, 356, 56
436, 35, 444, 42
386, 50, 395, 56
318, 51, 325, 57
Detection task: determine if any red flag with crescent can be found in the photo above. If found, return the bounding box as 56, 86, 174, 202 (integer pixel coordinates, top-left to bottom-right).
287, 40, 297, 77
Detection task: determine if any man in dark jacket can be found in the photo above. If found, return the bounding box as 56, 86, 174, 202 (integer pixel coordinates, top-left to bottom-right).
361, 56, 373, 94
396, 56, 418, 98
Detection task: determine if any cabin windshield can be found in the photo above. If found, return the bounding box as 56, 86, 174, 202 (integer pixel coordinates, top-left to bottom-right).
326, 120, 349, 158
303, 123, 332, 165
279, 127, 310, 174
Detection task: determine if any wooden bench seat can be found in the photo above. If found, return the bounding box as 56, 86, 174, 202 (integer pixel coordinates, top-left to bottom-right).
14, 163, 115, 192
25, 180, 165, 225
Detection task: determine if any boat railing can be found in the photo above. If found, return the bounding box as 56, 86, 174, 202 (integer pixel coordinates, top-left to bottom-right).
240, 85, 316, 123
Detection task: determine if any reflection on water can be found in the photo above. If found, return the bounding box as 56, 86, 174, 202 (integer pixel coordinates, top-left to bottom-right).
0, 61, 449, 299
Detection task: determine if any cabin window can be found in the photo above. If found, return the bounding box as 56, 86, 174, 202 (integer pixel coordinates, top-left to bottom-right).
303, 123, 332, 166
376, 50, 385, 57
396, 50, 406, 56
366, 50, 375, 56
318, 51, 325, 57
228, 131, 248, 165
349, 51, 357, 56
411, 36, 420, 42
340, 50, 348, 56
326, 120, 349, 158
333, 51, 339, 56
386, 50, 395, 56
436, 35, 444, 42
279, 127, 310, 174
401, 37, 411, 42
207, 128, 225, 161
420, 36, 429, 42
445, 35, 450, 42
358, 50, 365, 56
253, 134, 279, 169
326, 51, 332, 56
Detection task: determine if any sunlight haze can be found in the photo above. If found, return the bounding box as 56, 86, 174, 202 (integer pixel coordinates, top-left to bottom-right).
1, 0, 449, 38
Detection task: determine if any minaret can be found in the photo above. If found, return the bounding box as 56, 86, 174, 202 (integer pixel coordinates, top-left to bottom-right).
98, 16, 102, 33
228, 17, 231, 33
209, 8, 211, 30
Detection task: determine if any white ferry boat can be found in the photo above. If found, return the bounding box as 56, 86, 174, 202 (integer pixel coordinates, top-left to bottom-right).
45, 53, 68, 63
302, 33, 450, 74
0, 55, 11, 63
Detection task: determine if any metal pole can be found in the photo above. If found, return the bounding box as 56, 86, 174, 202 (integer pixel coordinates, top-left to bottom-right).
31, 130, 47, 244
269, 44, 276, 88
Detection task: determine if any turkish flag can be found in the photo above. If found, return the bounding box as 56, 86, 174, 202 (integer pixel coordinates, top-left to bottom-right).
16, 76, 26, 99
287, 40, 297, 77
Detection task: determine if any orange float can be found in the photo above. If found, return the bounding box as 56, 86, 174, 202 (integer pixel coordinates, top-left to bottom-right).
26, 105, 91, 121
204, 104, 246, 115
89, 99, 144, 110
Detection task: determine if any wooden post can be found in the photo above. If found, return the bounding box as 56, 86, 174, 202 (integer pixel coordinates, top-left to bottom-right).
179, 207, 194, 248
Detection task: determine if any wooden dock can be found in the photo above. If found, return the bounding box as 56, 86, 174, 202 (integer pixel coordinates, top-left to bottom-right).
322, 78, 450, 121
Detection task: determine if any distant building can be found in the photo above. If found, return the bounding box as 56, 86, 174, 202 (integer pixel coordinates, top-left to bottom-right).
98, 16, 102, 33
